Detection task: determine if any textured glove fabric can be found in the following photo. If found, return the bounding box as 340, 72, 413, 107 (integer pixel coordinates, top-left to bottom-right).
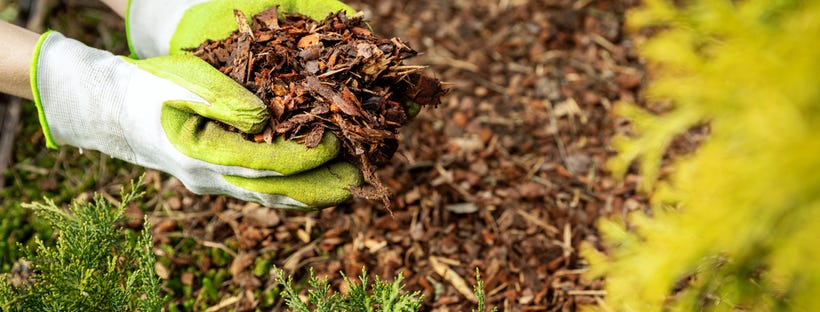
127, 0, 209, 58
127, 0, 355, 58
34, 31, 149, 160
31, 32, 362, 209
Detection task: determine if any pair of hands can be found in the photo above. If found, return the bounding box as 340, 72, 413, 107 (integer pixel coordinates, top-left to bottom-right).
32, 0, 362, 210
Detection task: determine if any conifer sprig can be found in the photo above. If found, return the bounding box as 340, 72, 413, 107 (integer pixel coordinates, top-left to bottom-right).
274, 267, 423, 312
0, 178, 161, 311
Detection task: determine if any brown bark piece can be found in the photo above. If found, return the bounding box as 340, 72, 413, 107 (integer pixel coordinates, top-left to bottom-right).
253, 5, 278, 29
304, 126, 325, 148
228, 10, 253, 84
304, 76, 361, 117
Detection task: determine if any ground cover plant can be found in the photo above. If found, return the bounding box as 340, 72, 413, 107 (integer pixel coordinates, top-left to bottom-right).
0, 179, 162, 311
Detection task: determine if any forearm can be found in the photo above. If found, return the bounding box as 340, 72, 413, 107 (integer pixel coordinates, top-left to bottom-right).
0, 21, 39, 100
100, 0, 128, 18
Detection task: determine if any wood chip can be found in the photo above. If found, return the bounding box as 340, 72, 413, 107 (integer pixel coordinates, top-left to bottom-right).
231, 251, 257, 277
444, 202, 479, 214
253, 5, 278, 29
429, 256, 478, 303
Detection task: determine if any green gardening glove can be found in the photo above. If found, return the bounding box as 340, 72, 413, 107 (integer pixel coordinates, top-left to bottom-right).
126, 0, 356, 58
30, 31, 362, 210
128, 0, 426, 119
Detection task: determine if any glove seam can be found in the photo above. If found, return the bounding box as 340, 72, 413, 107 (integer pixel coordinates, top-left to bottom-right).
30, 30, 58, 149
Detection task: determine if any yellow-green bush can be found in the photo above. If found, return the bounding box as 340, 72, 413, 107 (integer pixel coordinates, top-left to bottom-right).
584, 0, 820, 311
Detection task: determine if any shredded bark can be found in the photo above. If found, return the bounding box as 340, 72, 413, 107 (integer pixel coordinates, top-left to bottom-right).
191, 8, 447, 208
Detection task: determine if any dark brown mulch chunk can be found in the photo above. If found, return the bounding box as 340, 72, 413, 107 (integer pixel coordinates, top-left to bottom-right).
191, 8, 447, 206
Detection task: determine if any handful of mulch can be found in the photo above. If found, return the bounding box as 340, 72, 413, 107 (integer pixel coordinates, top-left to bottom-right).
191, 7, 446, 207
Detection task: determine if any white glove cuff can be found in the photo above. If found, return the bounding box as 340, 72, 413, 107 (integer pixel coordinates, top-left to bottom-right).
34, 32, 136, 162
127, 0, 209, 58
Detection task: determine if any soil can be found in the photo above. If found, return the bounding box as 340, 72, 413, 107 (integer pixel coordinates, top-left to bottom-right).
147, 0, 659, 311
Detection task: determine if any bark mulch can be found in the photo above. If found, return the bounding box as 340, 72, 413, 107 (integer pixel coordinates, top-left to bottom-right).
190, 8, 446, 208
140, 0, 663, 311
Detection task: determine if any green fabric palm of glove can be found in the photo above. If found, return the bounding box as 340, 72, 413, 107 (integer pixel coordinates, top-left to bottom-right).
164, 0, 355, 56
127, 55, 362, 208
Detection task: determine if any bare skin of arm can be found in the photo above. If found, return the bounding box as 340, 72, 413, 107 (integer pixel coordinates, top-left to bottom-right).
100, 0, 127, 18
0, 1, 125, 99
0, 21, 39, 100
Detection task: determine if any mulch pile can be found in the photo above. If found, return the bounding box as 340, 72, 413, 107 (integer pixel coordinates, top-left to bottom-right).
191, 8, 446, 206
139, 0, 678, 310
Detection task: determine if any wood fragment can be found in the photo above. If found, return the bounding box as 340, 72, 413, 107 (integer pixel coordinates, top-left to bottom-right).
304, 126, 325, 148
253, 5, 278, 29
304, 76, 361, 117
0, 96, 21, 191
429, 256, 478, 303
228, 10, 253, 83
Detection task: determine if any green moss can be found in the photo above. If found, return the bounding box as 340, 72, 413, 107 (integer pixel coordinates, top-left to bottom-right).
201, 276, 220, 302
210, 248, 231, 267
252, 256, 272, 277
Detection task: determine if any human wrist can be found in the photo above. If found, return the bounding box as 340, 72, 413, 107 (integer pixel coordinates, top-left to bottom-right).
99, 0, 128, 17
0, 21, 38, 99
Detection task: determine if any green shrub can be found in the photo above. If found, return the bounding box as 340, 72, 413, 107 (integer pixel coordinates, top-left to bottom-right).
275, 267, 495, 312
584, 0, 820, 311
472, 268, 496, 312
275, 267, 423, 312
0, 179, 162, 311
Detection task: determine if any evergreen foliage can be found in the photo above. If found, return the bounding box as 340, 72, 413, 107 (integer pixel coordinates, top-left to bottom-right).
274, 267, 423, 312
472, 268, 496, 312
584, 0, 820, 311
0, 179, 161, 311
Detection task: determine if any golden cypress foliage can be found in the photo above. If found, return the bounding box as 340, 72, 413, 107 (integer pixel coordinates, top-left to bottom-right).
583, 0, 820, 310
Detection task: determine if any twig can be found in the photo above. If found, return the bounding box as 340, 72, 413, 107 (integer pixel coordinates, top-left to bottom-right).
0, 96, 21, 191
26, 0, 53, 32
567, 290, 607, 296
203, 296, 241, 312
516, 209, 560, 235
282, 240, 318, 273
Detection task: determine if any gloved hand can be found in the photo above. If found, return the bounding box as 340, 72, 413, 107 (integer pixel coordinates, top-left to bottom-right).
30, 31, 362, 210
126, 0, 355, 58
